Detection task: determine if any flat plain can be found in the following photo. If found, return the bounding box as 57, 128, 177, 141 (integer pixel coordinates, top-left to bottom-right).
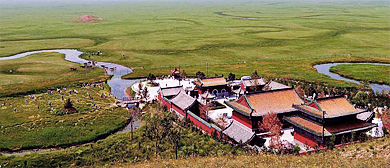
1, 1, 389, 87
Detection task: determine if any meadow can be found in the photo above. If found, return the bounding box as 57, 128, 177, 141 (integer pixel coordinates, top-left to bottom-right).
1, 105, 389, 167
330, 64, 390, 85
0, 52, 105, 97
0, 83, 128, 151
0, 105, 246, 167
0, 0, 389, 88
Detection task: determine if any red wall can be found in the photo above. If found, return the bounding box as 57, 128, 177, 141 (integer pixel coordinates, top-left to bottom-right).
294, 131, 323, 148
188, 114, 210, 133
158, 93, 171, 108
232, 111, 252, 129
195, 86, 202, 94
160, 95, 222, 137
172, 104, 186, 117
240, 82, 246, 91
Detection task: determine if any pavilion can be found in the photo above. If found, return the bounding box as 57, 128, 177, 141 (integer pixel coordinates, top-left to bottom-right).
225, 88, 304, 131
193, 77, 229, 96
284, 96, 375, 148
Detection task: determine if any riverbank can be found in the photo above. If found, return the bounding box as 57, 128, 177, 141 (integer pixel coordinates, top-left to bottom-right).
0, 52, 106, 97
0, 49, 142, 155
329, 64, 390, 86
314, 62, 390, 93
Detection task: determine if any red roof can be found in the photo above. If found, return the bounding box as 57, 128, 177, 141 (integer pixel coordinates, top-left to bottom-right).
293, 96, 365, 118
247, 88, 303, 116
225, 88, 303, 117
285, 116, 375, 137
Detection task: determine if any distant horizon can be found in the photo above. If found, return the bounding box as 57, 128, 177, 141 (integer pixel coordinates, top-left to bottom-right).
0, 0, 388, 6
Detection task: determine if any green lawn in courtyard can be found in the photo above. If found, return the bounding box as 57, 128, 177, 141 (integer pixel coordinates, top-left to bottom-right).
330, 64, 390, 85
0, 83, 128, 150
0, 1, 389, 88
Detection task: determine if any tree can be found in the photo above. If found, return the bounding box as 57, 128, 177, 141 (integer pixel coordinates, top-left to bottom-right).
169, 126, 181, 159
143, 110, 169, 158
142, 87, 150, 103
318, 91, 326, 98
382, 109, 390, 133
296, 85, 305, 98
351, 91, 369, 107
129, 108, 141, 140
137, 82, 143, 99
228, 72, 236, 81
147, 73, 156, 82
251, 70, 259, 78
259, 112, 282, 149
64, 98, 73, 109
249, 70, 263, 92
328, 134, 336, 150
199, 102, 211, 121
216, 113, 228, 129
196, 71, 205, 79
181, 70, 187, 79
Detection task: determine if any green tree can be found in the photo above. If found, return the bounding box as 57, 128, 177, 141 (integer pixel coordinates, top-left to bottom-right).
228, 72, 236, 81
129, 108, 141, 140
351, 91, 369, 107
147, 73, 156, 82
64, 98, 73, 109
142, 87, 150, 102
181, 70, 187, 79
328, 134, 336, 150
196, 71, 205, 79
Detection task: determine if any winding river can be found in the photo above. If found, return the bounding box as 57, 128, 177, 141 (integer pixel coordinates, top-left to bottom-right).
0, 49, 142, 155
314, 63, 390, 93
0, 49, 140, 99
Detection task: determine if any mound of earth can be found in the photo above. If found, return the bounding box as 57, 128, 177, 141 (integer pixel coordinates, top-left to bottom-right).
75, 15, 103, 23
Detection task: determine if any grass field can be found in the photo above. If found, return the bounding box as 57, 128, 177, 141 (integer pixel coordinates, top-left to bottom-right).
1, 105, 389, 167
0, 83, 128, 151
330, 64, 390, 85
0, 52, 106, 97
1, 0, 389, 87
0, 105, 246, 167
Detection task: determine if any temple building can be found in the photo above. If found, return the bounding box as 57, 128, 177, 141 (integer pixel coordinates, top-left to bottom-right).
158, 86, 184, 100
225, 88, 304, 131
223, 120, 263, 145
284, 96, 375, 148
240, 78, 266, 92
193, 77, 229, 96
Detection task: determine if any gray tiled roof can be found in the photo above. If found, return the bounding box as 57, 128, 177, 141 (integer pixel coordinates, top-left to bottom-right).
223, 120, 255, 143
242, 78, 266, 87
263, 81, 290, 91
170, 92, 197, 110
160, 86, 184, 97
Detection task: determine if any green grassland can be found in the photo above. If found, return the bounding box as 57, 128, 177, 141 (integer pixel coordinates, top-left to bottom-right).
0, 52, 106, 97
129, 136, 390, 168
0, 1, 389, 87
0, 105, 245, 167
0, 83, 128, 151
0, 83, 128, 150
1, 105, 389, 167
330, 64, 390, 85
